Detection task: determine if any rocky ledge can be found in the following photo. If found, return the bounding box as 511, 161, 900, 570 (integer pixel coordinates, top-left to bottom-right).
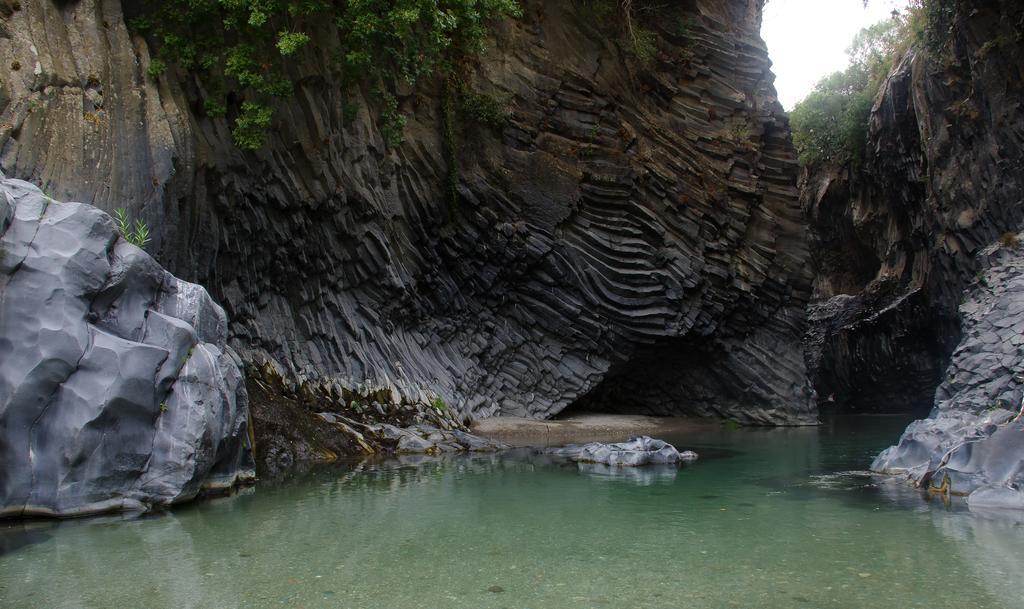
0, 177, 255, 518
872, 236, 1024, 510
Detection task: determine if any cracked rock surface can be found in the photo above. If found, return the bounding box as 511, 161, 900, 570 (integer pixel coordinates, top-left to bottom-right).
872, 237, 1024, 509
0, 177, 254, 518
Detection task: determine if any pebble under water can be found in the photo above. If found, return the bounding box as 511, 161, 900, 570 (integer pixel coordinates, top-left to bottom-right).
2, 415, 1023, 609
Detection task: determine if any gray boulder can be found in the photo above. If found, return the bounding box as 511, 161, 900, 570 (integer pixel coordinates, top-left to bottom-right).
549, 436, 697, 466
872, 237, 1024, 508
0, 177, 254, 518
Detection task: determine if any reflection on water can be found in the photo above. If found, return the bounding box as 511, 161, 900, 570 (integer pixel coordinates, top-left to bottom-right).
2, 415, 1023, 609
576, 461, 680, 485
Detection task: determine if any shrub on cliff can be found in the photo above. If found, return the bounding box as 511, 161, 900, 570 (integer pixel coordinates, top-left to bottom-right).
128, 0, 521, 150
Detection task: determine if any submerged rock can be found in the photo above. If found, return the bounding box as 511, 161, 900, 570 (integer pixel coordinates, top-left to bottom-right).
872, 237, 1024, 508
549, 436, 698, 467
0, 177, 255, 518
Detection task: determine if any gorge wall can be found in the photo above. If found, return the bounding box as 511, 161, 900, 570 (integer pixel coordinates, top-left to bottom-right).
871, 232, 1024, 509
0, 0, 815, 424
804, 0, 1024, 413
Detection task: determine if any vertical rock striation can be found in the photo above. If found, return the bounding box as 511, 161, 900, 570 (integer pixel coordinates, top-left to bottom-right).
872, 235, 1024, 509
0, 1, 814, 423
804, 1, 1024, 412
0, 176, 254, 517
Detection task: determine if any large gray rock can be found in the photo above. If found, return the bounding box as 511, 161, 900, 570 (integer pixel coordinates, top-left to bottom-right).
872, 238, 1024, 508
549, 436, 697, 466
0, 177, 255, 518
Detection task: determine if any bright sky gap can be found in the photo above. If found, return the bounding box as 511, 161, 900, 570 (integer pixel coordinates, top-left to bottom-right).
761, 0, 912, 110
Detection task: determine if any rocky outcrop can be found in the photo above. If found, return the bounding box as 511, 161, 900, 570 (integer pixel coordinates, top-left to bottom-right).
0, 1, 815, 424
872, 235, 1024, 509
548, 436, 697, 466
0, 176, 254, 518
804, 0, 1024, 413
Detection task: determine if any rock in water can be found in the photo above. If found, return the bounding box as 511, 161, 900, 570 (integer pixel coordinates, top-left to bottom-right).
872, 236, 1024, 509
549, 436, 697, 467
0, 177, 255, 518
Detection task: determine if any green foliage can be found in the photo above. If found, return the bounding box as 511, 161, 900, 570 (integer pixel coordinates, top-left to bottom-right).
114, 208, 152, 249
457, 87, 510, 127
789, 65, 875, 167
130, 0, 521, 150
159, 402, 169, 413
204, 99, 227, 118
276, 30, 311, 56
440, 79, 511, 216
920, 0, 958, 56
789, 1, 967, 167
431, 396, 447, 411
341, 98, 360, 125
627, 27, 658, 65
146, 58, 167, 81
376, 90, 407, 149
790, 9, 915, 167
580, 0, 668, 66
233, 101, 274, 149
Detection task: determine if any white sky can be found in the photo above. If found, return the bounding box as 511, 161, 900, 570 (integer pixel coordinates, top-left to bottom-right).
761, 0, 911, 109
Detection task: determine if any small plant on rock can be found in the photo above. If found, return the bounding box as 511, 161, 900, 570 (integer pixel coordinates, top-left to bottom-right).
431, 397, 447, 412
146, 58, 167, 81
998, 232, 1020, 248
114, 208, 151, 249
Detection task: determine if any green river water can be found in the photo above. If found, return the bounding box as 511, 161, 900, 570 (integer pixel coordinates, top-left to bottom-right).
2, 415, 1023, 609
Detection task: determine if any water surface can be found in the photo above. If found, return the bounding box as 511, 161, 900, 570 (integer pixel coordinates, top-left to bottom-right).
2, 415, 1023, 609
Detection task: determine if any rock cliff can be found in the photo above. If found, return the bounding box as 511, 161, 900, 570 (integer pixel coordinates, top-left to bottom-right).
804, 0, 1024, 413
0, 176, 254, 517
872, 234, 1024, 509
0, 1, 815, 424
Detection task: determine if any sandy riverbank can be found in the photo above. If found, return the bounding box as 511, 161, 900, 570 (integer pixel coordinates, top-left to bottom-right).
470, 413, 709, 447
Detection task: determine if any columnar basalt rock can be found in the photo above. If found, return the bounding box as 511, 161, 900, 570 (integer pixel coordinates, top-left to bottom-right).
872, 235, 1024, 509
0, 1, 814, 423
0, 176, 255, 517
804, 0, 1024, 413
